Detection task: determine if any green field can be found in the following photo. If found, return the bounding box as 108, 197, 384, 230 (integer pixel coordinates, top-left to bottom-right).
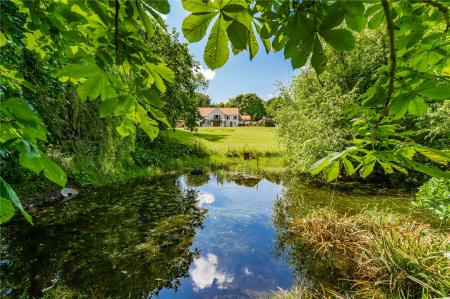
168, 127, 280, 155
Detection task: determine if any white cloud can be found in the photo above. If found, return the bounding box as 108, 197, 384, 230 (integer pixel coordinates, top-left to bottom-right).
243, 267, 253, 275
197, 192, 215, 207
191, 253, 234, 291
193, 65, 216, 81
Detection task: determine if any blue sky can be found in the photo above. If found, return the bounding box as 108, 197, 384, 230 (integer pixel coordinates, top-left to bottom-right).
165, 1, 296, 104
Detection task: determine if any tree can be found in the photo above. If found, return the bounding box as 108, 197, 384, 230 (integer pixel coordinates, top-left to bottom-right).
149, 28, 207, 130
265, 97, 283, 118
1, 0, 174, 223
182, 0, 450, 181
2, 0, 450, 224
276, 31, 384, 172
193, 92, 212, 107
228, 93, 266, 120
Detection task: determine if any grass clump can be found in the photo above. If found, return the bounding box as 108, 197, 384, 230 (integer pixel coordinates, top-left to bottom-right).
279, 209, 450, 298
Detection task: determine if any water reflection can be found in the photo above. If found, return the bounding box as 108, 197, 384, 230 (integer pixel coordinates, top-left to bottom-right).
196, 192, 215, 207
272, 176, 443, 290
1, 176, 205, 298
190, 253, 233, 291
157, 174, 293, 298
1, 174, 293, 299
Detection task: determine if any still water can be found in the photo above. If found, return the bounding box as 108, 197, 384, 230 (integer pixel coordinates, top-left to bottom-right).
1, 173, 431, 298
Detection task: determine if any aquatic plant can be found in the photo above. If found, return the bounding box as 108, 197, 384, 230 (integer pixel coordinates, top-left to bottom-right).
280, 209, 450, 298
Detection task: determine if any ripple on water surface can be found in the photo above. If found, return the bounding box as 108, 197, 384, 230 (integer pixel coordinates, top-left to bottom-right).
0, 174, 292, 299
1, 173, 431, 298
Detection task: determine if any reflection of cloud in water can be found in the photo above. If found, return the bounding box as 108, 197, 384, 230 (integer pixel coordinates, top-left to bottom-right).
197, 192, 215, 206
191, 253, 233, 291
244, 267, 253, 275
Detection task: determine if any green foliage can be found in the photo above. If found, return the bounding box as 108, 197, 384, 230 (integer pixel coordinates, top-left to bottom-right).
415, 101, 450, 149
265, 97, 282, 118
0, 0, 176, 223
0, 176, 31, 224
227, 93, 266, 121
415, 178, 450, 221
193, 92, 212, 107
275, 206, 450, 298
149, 28, 207, 130
133, 131, 207, 168
277, 32, 384, 173
182, 0, 450, 180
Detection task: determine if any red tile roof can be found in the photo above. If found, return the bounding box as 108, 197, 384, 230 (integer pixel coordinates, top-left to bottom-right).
198, 107, 240, 116
240, 115, 251, 121
198, 107, 214, 117
219, 108, 239, 115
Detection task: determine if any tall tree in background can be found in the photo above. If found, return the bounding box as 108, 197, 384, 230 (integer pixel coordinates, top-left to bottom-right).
228, 93, 266, 121
265, 97, 282, 118
193, 92, 212, 107
276, 32, 384, 172
182, 0, 450, 181
149, 28, 207, 130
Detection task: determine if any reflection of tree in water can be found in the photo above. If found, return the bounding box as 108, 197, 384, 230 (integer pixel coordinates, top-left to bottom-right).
273, 179, 338, 290
272, 177, 436, 291
215, 172, 262, 187
0, 176, 206, 298
184, 173, 210, 187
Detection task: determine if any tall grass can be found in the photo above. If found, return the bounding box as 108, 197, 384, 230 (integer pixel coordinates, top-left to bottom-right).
278, 209, 450, 298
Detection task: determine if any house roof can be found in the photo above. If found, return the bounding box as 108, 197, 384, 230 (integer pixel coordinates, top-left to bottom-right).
240, 115, 251, 121
198, 107, 240, 116
198, 107, 214, 117
219, 108, 239, 115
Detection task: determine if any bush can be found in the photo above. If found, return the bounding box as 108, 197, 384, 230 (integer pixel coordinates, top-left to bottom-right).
415, 178, 450, 222
276, 31, 384, 172
132, 130, 207, 167
277, 208, 450, 298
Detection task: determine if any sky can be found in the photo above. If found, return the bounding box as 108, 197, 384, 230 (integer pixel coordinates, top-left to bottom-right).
164, 1, 297, 104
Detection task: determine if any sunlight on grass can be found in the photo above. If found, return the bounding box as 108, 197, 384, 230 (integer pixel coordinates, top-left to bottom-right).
168, 127, 281, 155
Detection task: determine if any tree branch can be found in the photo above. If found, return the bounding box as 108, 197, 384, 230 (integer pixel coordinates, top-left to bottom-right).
377, 0, 396, 127
421, 0, 450, 31
115, 0, 120, 64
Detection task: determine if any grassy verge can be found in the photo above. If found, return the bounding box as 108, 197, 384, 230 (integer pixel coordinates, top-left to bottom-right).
14, 127, 284, 202
166, 127, 284, 175
274, 208, 450, 298
168, 127, 281, 155
68, 127, 284, 185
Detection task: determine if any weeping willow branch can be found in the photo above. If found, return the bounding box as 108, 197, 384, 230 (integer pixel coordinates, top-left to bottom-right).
115, 0, 120, 64
377, 0, 396, 128
421, 0, 450, 31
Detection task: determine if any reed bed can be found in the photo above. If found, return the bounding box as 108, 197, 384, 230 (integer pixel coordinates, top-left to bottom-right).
278, 209, 450, 298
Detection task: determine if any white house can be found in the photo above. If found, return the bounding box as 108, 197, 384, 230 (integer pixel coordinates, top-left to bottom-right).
198, 107, 240, 127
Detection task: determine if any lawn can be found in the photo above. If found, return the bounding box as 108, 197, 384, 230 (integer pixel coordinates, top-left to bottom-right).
167, 127, 280, 155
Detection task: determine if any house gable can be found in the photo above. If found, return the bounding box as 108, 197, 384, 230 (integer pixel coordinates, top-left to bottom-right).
209, 108, 225, 117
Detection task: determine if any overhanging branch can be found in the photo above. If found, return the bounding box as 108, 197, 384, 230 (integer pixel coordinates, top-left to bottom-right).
377, 0, 397, 127
115, 0, 120, 64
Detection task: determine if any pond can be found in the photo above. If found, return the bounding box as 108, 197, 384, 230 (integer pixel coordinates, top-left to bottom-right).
0, 173, 436, 298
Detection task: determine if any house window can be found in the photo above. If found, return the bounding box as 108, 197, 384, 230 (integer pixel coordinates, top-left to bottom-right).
226, 116, 229, 120
234, 116, 237, 120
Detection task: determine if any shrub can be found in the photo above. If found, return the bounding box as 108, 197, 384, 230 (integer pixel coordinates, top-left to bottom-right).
415, 178, 450, 222
276, 31, 384, 172
132, 130, 207, 167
